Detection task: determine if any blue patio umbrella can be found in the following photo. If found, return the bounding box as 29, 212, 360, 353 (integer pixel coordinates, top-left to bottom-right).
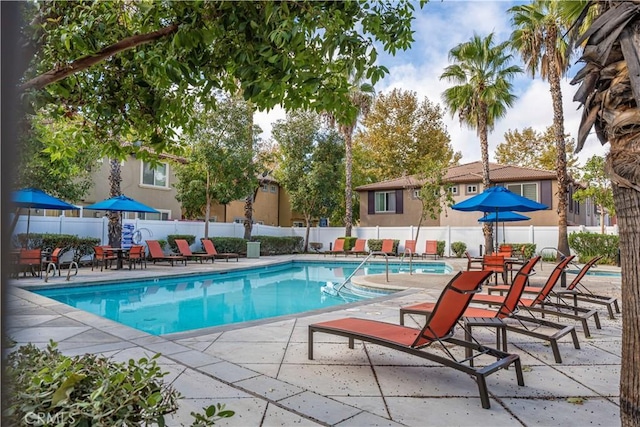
478, 211, 530, 246
453, 186, 547, 252
11, 188, 80, 245
83, 195, 159, 213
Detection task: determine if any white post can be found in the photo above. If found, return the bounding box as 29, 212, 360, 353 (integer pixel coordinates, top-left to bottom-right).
446, 225, 451, 257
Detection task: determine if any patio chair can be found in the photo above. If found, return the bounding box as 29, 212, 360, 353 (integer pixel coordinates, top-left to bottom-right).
421, 240, 438, 259
146, 240, 187, 266
16, 248, 44, 278
324, 238, 346, 257
549, 256, 619, 319
401, 256, 581, 364
175, 239, 215, 264
374, 239, 395, 257
201, 238, 239, 262
473, 255, 601, 338
44, 247, 64, 276
309, 270, 524, 409
92, 246, 117, 272
346, 239, 368, 257
482, 254, 507, 285
126, 245, 147, 269
465, 251, 483, 271
403, 240, 418, 258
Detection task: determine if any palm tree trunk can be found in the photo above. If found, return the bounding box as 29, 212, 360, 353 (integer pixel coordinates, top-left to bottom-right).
204, 170, 211, 239
478, 104, 494, 254
547, 28, 570, 259
613, 182, 640, 426
108, 158, 122, 247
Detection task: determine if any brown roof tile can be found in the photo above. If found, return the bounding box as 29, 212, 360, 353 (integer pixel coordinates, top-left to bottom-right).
355, 161, 556, 191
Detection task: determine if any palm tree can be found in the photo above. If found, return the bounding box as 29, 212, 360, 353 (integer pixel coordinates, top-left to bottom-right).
325, 74, 374, 237
509, 0, 587, 259
440, 33, 523, 254
571, 2, 640, 424
107, 158, 122, 247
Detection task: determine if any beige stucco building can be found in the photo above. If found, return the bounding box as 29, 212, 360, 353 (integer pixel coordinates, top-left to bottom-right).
356, 161, 602, 228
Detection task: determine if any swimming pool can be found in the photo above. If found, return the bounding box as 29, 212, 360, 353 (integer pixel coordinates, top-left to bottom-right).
34, 260, 451, 335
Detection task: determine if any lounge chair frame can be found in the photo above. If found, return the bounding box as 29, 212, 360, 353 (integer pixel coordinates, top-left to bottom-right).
146, 240, 187, 266
346, 239, 368, 257
309, 271, 524, 409
200, 238, 239, 262
324, 238, 346, 257
176, 239, 215, 263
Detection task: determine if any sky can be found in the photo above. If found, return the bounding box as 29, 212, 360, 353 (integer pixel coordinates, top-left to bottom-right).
254, 0, 608, 167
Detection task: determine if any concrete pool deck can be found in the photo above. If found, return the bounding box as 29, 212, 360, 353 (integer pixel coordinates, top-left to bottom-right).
6, 255, 622, 426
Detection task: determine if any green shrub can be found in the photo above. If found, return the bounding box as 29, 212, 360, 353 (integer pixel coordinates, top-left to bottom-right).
342, 237, 358, 251
167, 234, 196, 252
568, 231, 619, 264
450, 242, 467, 258
201, 237, 247, 254
250, 235, 304, 255
3, 341, 233, 426
436, 240, 446, 257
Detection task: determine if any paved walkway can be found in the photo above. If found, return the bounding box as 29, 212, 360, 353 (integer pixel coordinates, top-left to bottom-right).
6, 255, 622, 426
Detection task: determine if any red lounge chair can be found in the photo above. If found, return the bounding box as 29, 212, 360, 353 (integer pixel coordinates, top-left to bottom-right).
421, 240, 438, 259
374, 239, 395, 256
201, 238, 239, 262
401, 257, 582, 364
146, 240, 187, 266
473, 255, 601, 338
403, 240, 417, 258
324, 238, 346, 257
175, 239, 215, 264
309, 270, 524, 409
346, 239, 368, 257
551, 255, 619, 319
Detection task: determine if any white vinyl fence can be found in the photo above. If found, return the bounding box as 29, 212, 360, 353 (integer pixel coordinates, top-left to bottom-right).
12, 215, 618, 258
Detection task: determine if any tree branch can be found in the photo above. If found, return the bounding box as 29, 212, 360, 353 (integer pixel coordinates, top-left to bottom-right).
20, 23, 179, 92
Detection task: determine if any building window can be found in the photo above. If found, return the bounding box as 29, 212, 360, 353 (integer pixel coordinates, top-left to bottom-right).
413, 189, 420, 199
261, 184, 268, 192
234, 218, 244, 224
292, 221, 304, 227
466, 185, 478, 194
138, 210, 170, 220
375, 191, 396, 213
141, 161, 168, 188
506, 182, 539, 202
270, 184, 277, 193
448, 186, 458, 195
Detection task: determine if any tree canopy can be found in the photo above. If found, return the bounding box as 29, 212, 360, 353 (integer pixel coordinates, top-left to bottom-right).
353, 89, 458, 182
572, 155, 615, 234
20, 1, 419, 158
272, 110, 344, 250
174, 95, 259, 237
495, 126, 580, 176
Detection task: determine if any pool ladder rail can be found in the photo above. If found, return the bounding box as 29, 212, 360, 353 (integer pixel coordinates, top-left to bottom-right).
321, 252, 390, 297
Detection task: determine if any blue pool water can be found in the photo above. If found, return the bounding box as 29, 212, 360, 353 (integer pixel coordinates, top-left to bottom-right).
567, 269, 621, 277
34, 261, 451, 335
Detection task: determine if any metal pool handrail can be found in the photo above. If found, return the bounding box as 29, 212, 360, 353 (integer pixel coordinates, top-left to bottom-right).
333, 251, 390, 295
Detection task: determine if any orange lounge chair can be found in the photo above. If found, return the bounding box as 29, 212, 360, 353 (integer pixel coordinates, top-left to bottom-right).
201, 238, 239, 262
403, 240, 417, 258
551, 256, 619, 319
175, 239, 215, 264
401, 256, 581, 364
421, 240, 438, 259
324, 238, 346, 257
309, 270, 523, 409
346, 239, 368, 257
146, 240, 187, 266
473, 255, 601, 338
373, 239, 395, 256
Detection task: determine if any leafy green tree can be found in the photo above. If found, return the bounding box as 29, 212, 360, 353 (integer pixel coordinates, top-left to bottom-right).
440, 33, 523, 253
354, 89, 457, 181
20, 1, 419, 158
572, 155, 615, 234
272, 111, 344, 251
174, 96, 258, 238
14, 111, 101, 202
509, 0, 588, 259
495, 126, 580, 176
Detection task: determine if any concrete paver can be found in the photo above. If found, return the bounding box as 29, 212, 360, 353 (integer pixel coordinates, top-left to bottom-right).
6, 255, 622, 426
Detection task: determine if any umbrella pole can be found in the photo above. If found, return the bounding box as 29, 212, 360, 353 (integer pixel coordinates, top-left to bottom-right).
25, 208, 31, 248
